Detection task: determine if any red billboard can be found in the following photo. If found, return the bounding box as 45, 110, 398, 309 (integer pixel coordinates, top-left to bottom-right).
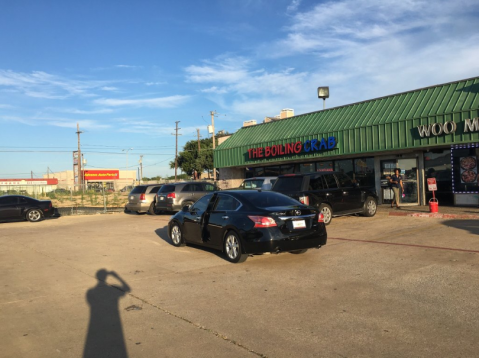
83, 170, 120, 181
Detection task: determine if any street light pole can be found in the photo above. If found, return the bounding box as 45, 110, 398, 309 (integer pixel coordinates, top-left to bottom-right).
210, 110, 217, 181
122, 148, 133, 171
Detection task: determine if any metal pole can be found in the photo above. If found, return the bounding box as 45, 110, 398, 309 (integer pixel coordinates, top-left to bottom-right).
323, 98, 326, 110
76, 123, 82, 191
173, 121, 181, 181
210, 111, 216, 181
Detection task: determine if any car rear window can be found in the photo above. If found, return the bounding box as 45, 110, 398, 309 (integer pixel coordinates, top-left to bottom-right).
272, 176, 303, 191
245, 192, 301, 208
148, 186, 162, 194
243, 179, 264, 189
130, 186, 147, 194
158, 185, 176, 193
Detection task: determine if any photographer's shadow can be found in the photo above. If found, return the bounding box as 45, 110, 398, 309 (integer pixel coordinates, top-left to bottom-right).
83, 269, 130, 358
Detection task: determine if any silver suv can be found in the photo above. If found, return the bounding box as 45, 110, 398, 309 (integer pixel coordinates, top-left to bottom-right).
125, 184, 163, 215
238, 177, 277, 191
155, 181, 218, 212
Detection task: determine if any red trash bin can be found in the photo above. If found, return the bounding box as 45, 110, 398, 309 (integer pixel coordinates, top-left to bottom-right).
429, 198, 439, 213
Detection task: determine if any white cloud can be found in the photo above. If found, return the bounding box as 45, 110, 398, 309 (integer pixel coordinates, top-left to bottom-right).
185, 0, 479, 120
94, 95, 190, 108
101, 86, 118, 91
0, 70, 114, 99
47, 107, 115, 115
287, 0, 301, 12
145, 81, 167, 86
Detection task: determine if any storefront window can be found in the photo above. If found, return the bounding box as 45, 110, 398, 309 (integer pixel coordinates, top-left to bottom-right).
335, 159, 354, 177
264, 166, 280, 176
279, 164, 294, 174
253, 167, 265, 177
316, 161, 334, 172
299, 163, 315, 173
245, 167, 254, 179
354, 158, 375, 186
424, 149, 453, 204
451, 145, 479, 193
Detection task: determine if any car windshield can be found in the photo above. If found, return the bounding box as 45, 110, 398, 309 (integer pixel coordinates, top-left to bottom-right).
158, 185, 176, 193
272, 176, 303, 191
244, 192, 300, 208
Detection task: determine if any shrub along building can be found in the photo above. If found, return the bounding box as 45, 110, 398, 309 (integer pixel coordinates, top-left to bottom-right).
214, 76, 479, 207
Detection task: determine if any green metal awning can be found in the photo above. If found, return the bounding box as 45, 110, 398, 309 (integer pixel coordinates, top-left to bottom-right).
215, 76, 479, 168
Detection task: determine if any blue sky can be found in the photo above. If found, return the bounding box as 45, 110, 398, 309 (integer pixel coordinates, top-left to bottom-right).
1, 0, 478, 179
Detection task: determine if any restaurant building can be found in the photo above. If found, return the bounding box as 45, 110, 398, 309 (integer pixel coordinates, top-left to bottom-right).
214, 76, 479, 206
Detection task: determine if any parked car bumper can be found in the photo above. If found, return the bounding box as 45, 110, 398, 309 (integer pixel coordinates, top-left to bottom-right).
242, 227, 327, 254
125, 203, 150, 212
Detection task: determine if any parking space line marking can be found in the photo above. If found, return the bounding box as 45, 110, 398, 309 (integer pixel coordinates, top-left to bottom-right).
329, 237, 479, 253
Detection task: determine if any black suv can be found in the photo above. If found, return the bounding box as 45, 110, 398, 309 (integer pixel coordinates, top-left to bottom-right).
272, 172, 377, 224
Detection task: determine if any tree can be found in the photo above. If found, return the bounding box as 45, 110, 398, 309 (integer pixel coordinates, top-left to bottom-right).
170, 137, 216, 177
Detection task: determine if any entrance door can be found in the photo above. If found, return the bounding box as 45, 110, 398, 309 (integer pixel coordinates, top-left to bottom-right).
380, 158, 419, 205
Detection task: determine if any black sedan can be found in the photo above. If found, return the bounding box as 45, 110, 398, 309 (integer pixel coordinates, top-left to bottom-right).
167, 190, 327, 263
0, 195, 56, 223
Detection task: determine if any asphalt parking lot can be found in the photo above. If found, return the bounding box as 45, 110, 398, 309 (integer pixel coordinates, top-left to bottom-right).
1, 212, 478, 357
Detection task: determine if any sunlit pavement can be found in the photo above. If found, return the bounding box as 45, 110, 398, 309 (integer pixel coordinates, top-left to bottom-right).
1, 213, 478, 357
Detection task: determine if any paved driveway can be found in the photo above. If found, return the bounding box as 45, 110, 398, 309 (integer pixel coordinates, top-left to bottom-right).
1, 213, 478, 357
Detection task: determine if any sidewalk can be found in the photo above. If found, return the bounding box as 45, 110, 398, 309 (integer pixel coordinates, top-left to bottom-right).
377, 204, 479, 219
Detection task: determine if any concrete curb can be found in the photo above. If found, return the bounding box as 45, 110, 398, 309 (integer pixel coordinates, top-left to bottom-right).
388, 211, 479, 219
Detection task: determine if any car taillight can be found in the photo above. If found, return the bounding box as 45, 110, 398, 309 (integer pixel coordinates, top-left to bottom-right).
248, 216, 277, 228
140, 193, 146, 201
299, 195, 309, 205
167, 193, 176, 199
318, 212, 324, 223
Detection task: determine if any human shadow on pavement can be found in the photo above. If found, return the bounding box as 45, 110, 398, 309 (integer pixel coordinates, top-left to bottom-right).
83, 269, 130, 358
442, 220, 479, 236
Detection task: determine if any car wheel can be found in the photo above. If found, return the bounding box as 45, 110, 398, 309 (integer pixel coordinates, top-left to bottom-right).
362, 197, 377, 217
170, 223, 185, 247
183, 201, 194, 209
224, 231, 248, 263
290, 249, 308, 254
26, 209, 43, 222
319, 204, 333, 225
148, 202, 157, 215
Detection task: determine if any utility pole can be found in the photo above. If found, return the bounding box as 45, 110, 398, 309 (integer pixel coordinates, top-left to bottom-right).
76, 123, 83, 189
31, 171, 33, 179
47, 167, 50, 179
197, 128, 201, 152
172, 121, 182, 181
139, 155, 143, 184
210, 111, 217, 181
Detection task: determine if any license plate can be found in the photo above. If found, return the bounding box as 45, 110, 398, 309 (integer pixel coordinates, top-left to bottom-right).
160, 197, 164, 200
292, 220, 306, 229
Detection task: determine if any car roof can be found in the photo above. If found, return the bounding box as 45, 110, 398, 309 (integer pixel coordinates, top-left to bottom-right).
244, 176, 277, 180
277, 171, 341, 177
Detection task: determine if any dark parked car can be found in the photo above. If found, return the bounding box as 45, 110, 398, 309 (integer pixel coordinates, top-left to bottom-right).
125, 184, 163, 214
156, 181, 218, 213
0, 195, 56, 222
167, 190, 327, 263
272, 172, 378, 225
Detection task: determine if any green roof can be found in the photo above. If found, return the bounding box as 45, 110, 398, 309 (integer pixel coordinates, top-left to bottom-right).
215, 76, 479, 168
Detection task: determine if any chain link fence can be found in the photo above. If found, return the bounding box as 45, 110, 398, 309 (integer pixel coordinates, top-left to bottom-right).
0, 184, 127, 216
1, 179, 220, 216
